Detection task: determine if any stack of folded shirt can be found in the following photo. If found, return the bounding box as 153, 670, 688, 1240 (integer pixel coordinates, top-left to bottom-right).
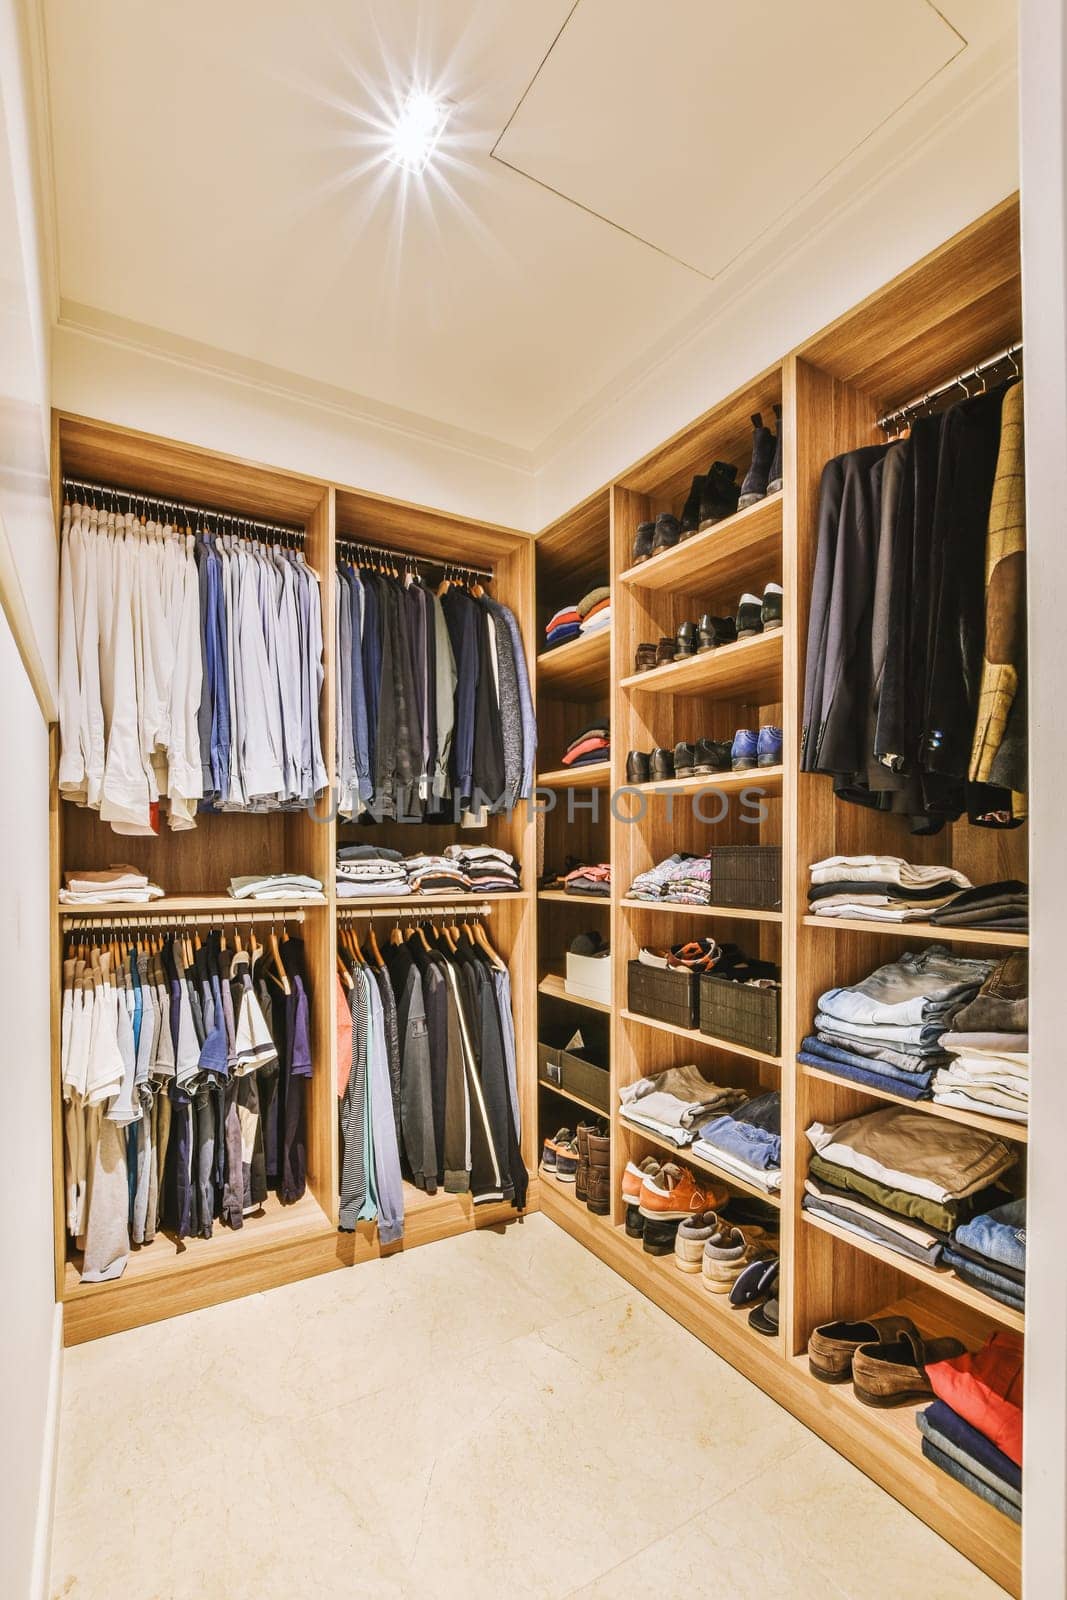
60, 866, 164, 904
560, 721, 610, 768
628, 852, 711, 904
933, 953, 1029, 1124
405, 854, 472, 895
930, 880, 1029, 933
544, 605, 581, 649
336, 844, 410, 898
619, 1065, 748, 1147
693, 1091, 781, 1192
230, 872, 324, 901
803, 1105, 1018, 1269
577, 584, 611, 636
563, 862, 611, 897
807, 855, 972, 921
941, 1196, 1026, 1312
798, 943, 992, 1100
444, 844, 521, 893
919, 1332, 1023, 1523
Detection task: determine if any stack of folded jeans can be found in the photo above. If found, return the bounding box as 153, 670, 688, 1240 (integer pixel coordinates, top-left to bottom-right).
544, 605, 581, 649
628, 852, 711, 904
444, 844, 521, 893
799, 944, 992, 1100
560, 721, 610, 768
933, 953, 1029, 1124
563, 862, 611, 897
930, 879, 1029, 932
619, 1065, 748, 1148
693, 1091, 781, 1192
803, 1105, 1018, 1267
577, 585, 611, 636
807, 855, 972, 922
920, 1332, 1023, 1522
336, 843, 410, 898
941, 1196, 1026, 1312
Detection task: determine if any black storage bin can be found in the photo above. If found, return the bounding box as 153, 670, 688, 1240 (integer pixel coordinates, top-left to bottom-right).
537, 1016, 610, 1113
627, 960, 697, 1029
699, 973, 780, 1055
707, 846, 782, 910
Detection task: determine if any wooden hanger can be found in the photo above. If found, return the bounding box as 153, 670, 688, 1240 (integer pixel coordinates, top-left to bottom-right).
269, 922, 291, 994
366, 922, 385, 969
474, 920, 506, 972
389, 917, 404, 947
337, 950, 354, 989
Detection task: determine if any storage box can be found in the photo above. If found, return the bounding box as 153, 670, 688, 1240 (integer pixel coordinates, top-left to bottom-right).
566, 949, 612, 1005
627, 960, 697, 1029
537, 1018, 610, 1113
699, 973, 780, 1055
707, 846, 782, 910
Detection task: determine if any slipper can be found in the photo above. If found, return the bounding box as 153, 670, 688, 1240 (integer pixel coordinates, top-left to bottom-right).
748, 1296, 779, 1336
729, 1253, 777, 1307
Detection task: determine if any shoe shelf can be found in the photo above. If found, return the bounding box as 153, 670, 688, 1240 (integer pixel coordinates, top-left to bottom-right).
538, 1078, 608, 1119
801, 914, 1029, 949
536, 889, 610, 905
537, 971, 612, 1014
619, 1007, 782, 1068
800, 1211, 1025, 1334
536, 760, 612, 789
621, 1116, 782, 1209
618, 896, 782, 924
618, 492, 784, 595
619, 628, 782, 700
536, 627, 611, 694
624, 764, 784, 798
800, 1063, 1029, 1144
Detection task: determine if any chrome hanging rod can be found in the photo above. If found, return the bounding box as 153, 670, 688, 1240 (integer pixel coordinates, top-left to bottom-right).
336, 535, 493, 583
336, 902, 493, 919
59, 908, 306, 927
61, 476, 305, 543
877, 341, 1022, 434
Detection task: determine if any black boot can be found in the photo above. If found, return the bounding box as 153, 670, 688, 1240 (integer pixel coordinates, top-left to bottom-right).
680, 475, 704, 539
651, 512, 681, 555
698, 462, 740, 531
766, 404, 783, 495
739, 413, 775, 509
632, 520, 655, 563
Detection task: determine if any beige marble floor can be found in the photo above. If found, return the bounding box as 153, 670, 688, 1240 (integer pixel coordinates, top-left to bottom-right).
50, 1214, 1009, 1600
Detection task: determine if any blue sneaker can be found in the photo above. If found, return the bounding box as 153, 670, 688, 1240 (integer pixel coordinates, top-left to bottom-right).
731, 728, 758, 771
757, 725, 783, 768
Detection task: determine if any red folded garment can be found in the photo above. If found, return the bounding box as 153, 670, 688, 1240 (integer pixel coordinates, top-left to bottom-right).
926, 1330, 1024, 1466
545, 607, 580, 633
561, 736, 610, 765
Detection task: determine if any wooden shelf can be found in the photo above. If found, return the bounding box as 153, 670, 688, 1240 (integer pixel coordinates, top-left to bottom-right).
537, 627, 611, 694
536, 760, 612, 789
336, 890, 528, 907
538, 1078, 609, 1118
619, 1116, 782, 1207
619, 896, 782, 923
620, 628, 781, 701
537, 972, 612, 1013
618, 492, 783, 594
802, 914, 1028, 948
801, 1211, 1025, 1333
537, 889, 609, 905
800, 1064, 1028, 1144
619, 1008, 782, 1067
626, 765, 784, 798
57, 893, 327, 916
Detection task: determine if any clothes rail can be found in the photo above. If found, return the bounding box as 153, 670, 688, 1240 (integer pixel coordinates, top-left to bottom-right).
58, 908, 307, 926
336, 902, 494, 919
336, 536, 493, 583
60, 475, 305, 542
877, 341, 1022, 433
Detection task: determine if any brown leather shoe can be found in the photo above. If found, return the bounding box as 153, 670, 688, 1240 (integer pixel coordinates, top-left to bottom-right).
852, 1329, 966, 1408
586, 1130, 611, 1216
575, 1123, 593, 1202
807, 1314, 919, 1384
634, 643, 657, 672
655, 638, 676, 667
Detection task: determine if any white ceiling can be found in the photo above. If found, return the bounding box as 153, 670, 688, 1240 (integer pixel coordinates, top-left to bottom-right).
42, 0, 1016, 455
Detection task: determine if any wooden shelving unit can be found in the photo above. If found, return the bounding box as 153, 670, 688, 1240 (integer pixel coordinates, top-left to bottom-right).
536, 627, 610, 693
535, 761, 611, 789
802, 913, 1028, 948
620, 628, 782, 700
800, 1062, 1029, 1142
536, 972, 611, 1013
626, 764, 784, 798
618, 492, 783, 594
618, 896, 782, 922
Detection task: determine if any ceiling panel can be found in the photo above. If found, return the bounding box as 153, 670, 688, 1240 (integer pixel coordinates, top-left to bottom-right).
495, 0, 965, 278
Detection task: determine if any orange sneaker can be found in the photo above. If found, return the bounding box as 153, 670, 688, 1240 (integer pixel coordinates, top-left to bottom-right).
621, 1156, 662, 1209
638, 1163, 728, 1221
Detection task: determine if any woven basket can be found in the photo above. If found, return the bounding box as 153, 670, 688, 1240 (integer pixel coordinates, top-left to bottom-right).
707, 846, 782, 910
699, 972, 780, 1054
627, 960, 697, 1029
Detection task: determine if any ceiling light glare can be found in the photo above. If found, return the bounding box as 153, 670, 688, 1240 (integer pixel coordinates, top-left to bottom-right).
387, 90, 451, 174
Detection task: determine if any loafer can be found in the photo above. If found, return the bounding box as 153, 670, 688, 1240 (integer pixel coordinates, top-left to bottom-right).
738, 412, 775, 510
632, 521, 655, 564
852, 1330, 967, 1408
680, 475, 705, 538
692, 738, 732, 775
655, 638, 676, 668
736, 592, 765, 639
626, 750, 651, 785
757, 725, 783, 767
675, 620, 698, 659
697, 614, 737, 652
731, 728, 758, 771
807, 1314, 920, 1385
634, 643, 658, 672
766, 403, 783, 496
651, 512, 681, 555
675, 1210, 720, 1274
761, 581, 783, 630
650, 747, 675, 781
673, 741, 696, 778
698, 462, 740, 531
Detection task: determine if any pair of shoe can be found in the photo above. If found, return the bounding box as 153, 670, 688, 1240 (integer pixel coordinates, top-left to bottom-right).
542, 1122, 611, 1214
738, 407, 783, 509
731, 725, 782, 771
635, 584, 782, 673
621, 1161, 730, 1249
807, 1315, 966, 1408
626, 726, 781, 784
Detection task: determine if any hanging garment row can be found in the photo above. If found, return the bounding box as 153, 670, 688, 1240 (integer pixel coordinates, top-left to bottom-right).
336, 912, 526, 1241
801, 370, 1026, 833
334, 548, 536, 823
58, 490, 327, 834
60, 916, 314, 1283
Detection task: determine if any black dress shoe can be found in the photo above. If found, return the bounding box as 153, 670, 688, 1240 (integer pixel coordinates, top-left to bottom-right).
736, 593, 765, 639
738, 413, 775, 509
655, 638, 676, 667
697, 614, 738, 651
650, 747, 675, 781
766, 404, 783, 495
673, 742, 696, 777
680, 475, 704, 538
632, 521, 655, 563
675, 621, 698, 659
651, 513, 681, 555
626, 750, 651, 785
692, 738, 732, 775
698, 462, 740, 531
761, 582, 783, 630
634, 642, 657, 672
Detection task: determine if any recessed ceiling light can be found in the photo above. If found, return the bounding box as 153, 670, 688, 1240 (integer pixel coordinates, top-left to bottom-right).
387, 90, 452, 175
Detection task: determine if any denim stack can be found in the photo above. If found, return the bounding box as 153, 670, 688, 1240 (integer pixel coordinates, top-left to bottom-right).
919, 1331, 1024, 1522
941, 1196, 1026, 1313
691, 1091, 782, 1193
